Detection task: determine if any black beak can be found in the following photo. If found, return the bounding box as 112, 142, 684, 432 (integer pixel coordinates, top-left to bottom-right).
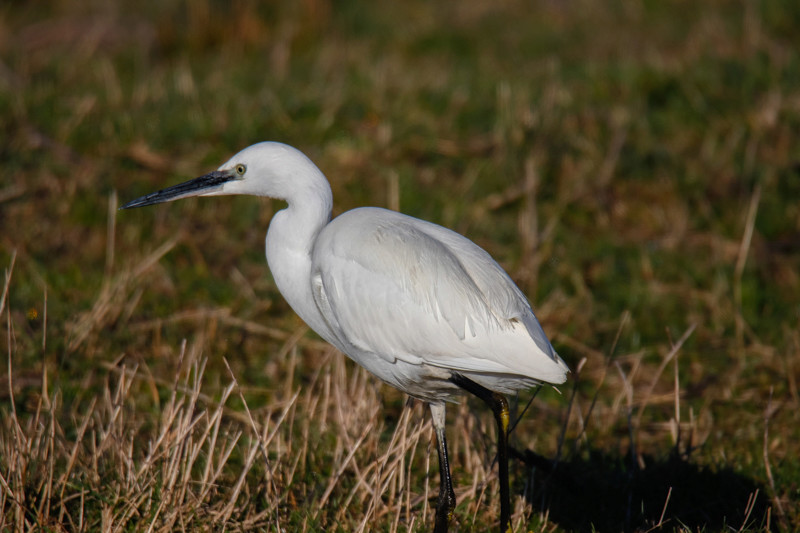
120, 170, 235, 209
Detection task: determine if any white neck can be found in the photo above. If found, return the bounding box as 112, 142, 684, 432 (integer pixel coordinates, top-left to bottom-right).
213, 142, 339, 343
265, 183, 336, 342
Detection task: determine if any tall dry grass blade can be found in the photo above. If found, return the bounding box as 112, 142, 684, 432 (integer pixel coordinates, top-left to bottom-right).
733, 184, 761, 348
223, 358, 295, 530
671, 346, 682, 451
318, 417, 375, 509
128, 306, 327, 348
4, 307, 36, 533
564, 310, 632, 453
762, 387, 788, 528
68, 237, 177, 352
656, 486, 672, 530
634, 323, 696, 432
0, 469, 26, 532
41, 286, 48, 354
555, 357, 585, 462
198, 382, 239, 502
57, 396, 96, 522
404, 402, 422, 527
106, 190, 118, 279
217, 435, 260, 524
0, 250, 16, 316
36, 391, 58, 525
371, 403, 431, 523
737, 489, 760, 533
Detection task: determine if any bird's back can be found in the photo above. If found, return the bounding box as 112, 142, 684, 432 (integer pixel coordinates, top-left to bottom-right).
310, 207, 568, 399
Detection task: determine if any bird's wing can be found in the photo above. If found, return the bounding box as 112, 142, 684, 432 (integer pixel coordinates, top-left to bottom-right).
310, 208, 561, 377
413, 213, 558, 359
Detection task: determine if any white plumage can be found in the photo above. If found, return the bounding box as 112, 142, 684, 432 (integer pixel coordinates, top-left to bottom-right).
311, 207, 567, 399
121, 141, 568, 532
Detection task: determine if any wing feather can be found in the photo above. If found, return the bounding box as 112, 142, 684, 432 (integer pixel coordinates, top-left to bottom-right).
311, 207, 566, 381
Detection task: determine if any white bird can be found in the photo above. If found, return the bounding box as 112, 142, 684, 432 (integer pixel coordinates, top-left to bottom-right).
121, 142, 568, 532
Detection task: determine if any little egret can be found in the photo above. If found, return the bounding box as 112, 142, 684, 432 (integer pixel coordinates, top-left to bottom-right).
121, 142, 568, 532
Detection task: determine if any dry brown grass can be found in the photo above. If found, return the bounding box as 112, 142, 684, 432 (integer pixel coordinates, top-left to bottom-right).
1, 242, 786, 531
0, 260, 503, 531
2, 0, 799, 531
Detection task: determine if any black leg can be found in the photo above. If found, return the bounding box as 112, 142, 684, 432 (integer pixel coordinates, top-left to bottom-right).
433, 425, 456, 533
451, 373, 513, 533
430, 403, 456, 533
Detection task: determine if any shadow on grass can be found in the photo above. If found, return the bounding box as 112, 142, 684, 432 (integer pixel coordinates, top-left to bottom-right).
514, 448, 774, 532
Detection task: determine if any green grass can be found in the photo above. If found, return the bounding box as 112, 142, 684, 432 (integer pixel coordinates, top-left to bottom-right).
2, 0, 799, 531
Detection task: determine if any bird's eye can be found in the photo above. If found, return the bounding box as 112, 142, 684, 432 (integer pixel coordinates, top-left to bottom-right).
235, 164, 247, 176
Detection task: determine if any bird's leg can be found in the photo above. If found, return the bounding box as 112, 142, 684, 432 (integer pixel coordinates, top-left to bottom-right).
430, 403, 456, 533
450, 374, 513, 533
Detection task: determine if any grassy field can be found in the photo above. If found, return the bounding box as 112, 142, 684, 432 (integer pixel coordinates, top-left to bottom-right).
2, 0, 799, 531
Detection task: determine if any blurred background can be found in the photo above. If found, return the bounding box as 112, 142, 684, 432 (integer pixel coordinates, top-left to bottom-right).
1, 1, 799, 531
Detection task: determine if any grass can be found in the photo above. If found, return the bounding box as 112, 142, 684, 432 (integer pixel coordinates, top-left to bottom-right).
2, 0, 799, 530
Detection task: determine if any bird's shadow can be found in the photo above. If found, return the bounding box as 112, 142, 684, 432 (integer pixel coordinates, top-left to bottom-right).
512, 447, 775, 532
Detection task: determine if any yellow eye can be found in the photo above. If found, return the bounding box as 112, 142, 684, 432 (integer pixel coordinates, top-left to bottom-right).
235, 164, 246, 176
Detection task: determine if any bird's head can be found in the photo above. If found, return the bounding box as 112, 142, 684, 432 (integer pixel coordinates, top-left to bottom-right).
120, 142, 329, 210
